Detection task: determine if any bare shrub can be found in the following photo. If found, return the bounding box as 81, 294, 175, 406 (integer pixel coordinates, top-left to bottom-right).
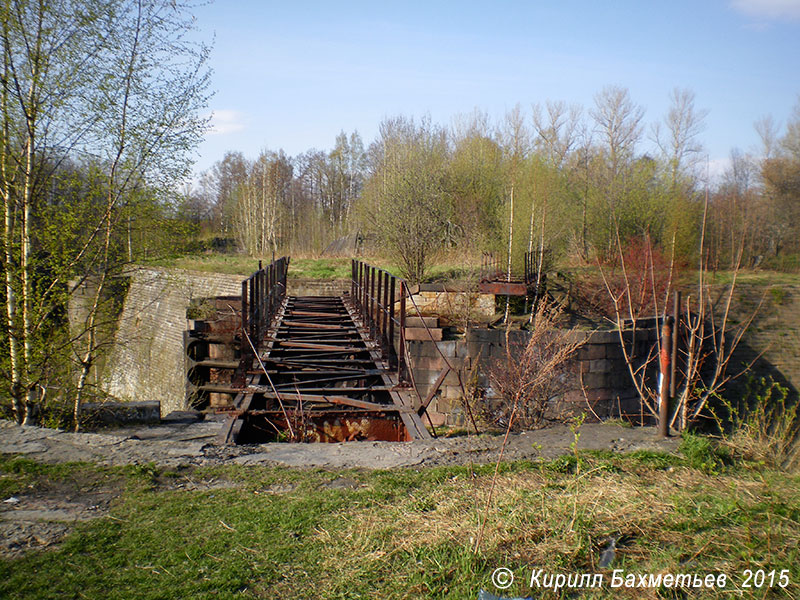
483, 300, 586, 430
573, 235, 683, 322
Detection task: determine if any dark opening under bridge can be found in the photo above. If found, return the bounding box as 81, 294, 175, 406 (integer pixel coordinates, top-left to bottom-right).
207, 257, 432, 444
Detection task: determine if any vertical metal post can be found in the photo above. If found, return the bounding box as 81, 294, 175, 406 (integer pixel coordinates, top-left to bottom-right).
382, 271, 390, 356
659, 316, 673, 438
362, 262, 367, 319
389, 276, 396, 367
261, 263, 275, 327
269, 261, 275, 322
399, 281, 406, 382
241, 280, 248, 340
370, 266, 377, 337
376, 268, 383, 343
256, 269, 262, 341
351, 259, 356, 302
363, 264, 369, 325
248, 275, 255, 340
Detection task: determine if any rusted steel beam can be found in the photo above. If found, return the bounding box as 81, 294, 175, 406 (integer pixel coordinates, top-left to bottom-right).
254, 391, 403, 411
417, 366, 451, 416
275, 341, 366, 351
478, 281, 528, 295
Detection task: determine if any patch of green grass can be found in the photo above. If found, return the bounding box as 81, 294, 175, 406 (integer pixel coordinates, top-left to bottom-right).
1, 452, 799, 599
287, 257, 355, 279
679, 432, 732, 473
141, 253, 262, 275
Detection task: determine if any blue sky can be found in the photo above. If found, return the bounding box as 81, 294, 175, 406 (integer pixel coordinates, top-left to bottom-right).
190, 0, 800, 180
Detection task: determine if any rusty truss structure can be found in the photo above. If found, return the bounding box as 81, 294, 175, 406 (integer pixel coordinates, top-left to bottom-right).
215, 258, 431, 443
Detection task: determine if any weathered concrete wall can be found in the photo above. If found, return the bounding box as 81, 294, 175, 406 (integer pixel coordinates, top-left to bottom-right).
103, 268, 243, 415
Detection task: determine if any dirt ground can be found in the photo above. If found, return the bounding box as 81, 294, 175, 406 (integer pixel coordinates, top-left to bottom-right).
0, 417, 680, 557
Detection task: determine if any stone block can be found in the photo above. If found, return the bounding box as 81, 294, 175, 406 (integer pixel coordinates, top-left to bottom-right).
410, 356, 446, 371
413, 384, 431, 400
589, 359, 614, 373
415, 341, 442, 358
588, 330, 618, 344
585, 388, 614, 402
467, 328, 504, 344
580, 372, 608, 389
579, 344, 606, 360
465, 342, 486, 359
443, 385, 462, 399
81, 401, 161, 425
444, 369, 461, 386
435, 341, 458, 358
406, 316, 439, 328
424, 411, 447, 427
405, 327, 442, 341
412, 369, 441, 386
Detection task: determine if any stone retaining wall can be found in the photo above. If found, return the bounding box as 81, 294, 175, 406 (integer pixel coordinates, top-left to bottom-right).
103, 268, 243, 415
407, 327, 658, 426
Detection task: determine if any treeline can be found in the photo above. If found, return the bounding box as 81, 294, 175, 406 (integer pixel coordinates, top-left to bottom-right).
190, 87, 800, 281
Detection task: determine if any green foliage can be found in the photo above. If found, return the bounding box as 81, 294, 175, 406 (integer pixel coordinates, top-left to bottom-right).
770, 285, 787, 305
714, 376, 800, 470
679, 433, 731, 473
361, 117, 451, 283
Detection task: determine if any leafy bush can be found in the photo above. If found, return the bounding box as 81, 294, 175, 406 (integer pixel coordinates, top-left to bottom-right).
714, 376, 800, 470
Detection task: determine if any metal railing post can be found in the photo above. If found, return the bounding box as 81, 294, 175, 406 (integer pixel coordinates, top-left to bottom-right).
389, 276, 396, 367
382, 271, 389, 358
399, 282, 406, 383
376, 267, 383, 342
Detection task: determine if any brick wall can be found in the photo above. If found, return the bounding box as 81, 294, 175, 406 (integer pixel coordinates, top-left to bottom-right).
406, 327, 658, 427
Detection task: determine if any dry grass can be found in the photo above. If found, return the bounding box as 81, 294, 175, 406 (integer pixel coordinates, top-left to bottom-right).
304, 455, 800, 598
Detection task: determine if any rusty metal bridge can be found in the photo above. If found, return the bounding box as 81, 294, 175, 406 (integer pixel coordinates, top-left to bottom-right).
207, 258, 431, 444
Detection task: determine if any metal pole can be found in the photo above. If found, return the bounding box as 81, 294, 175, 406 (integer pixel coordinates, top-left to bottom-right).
399, 282, 407, 382
670, 291, 680, 399
659, 315, 673, 438
389, 276, 396, 367
376, 268, 383, 342
241, 280, 248, 339
382, 271, 390, 356
249, 275, 255, 341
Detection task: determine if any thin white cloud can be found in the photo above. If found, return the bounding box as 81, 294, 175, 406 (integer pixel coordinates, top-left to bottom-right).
731, 0, 800, 20
207, 109, 246, 135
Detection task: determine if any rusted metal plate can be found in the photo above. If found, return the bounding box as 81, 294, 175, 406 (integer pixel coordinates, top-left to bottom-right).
236, 412, 411, 443
478, 281, 529, 296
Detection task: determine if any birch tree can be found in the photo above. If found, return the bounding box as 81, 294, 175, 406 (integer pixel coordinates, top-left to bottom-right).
1, 0, 210, 425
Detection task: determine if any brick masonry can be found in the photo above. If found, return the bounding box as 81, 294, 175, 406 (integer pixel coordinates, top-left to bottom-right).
406, 327, 658, 427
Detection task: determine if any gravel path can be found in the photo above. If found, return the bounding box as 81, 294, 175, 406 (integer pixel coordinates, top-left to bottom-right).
1, 417, 680, 470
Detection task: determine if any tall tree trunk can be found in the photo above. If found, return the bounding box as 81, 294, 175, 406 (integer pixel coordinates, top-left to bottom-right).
503, 184, 514, 323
